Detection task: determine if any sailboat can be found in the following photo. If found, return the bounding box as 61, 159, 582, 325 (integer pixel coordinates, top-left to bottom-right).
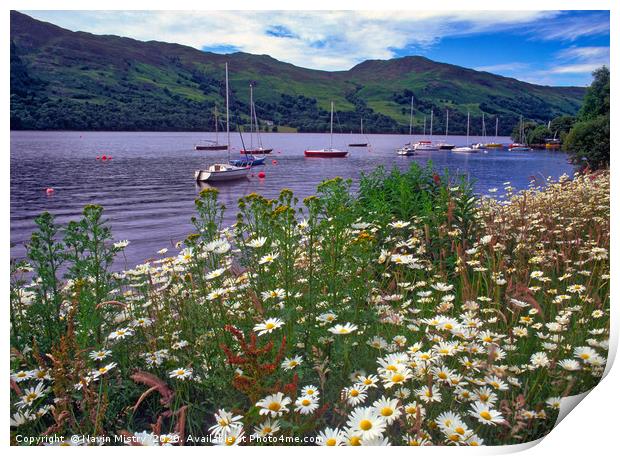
472, 113, 487, 150
240, 83, 273, 155
415, 110, 439, 151
452, 112, 478, 153
396, 96, 416, 155
349, 118, 369, 147
484, 117, 503, 148
195, 107, 228, 151
195, 63, 251, 182
305, 101, 348, 157
438, 109, 455, 150
509, 115, 531, 151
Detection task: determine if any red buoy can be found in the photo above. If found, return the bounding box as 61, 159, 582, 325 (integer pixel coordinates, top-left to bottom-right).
258, 171, 266, 179
272, 160, 278, 165
46, 188, 55, 195
101, 155, 107, 161
96, 156, 100, 160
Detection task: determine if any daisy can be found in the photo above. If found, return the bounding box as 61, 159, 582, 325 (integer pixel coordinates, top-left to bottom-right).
546, 397, 562, 409
108, 327, 134, 341
416, 386, 442, 403
558, 359, 581, 371
328, 323, 358, 335
343, 384, 368, 406
256, 392, 291, 417
11, 370, 33, 383
574, 346, 598, 362
258, 252, 279, 265
205, 268, 226, 280
217, 427, 245, 446
261, 288, 286, 301
389, 220, 410, 229
346, 407, 387, 440
208, 409, 243, 437
295, 395, 319, 415
281, 355, 303, 371
246, 237, 267, 248
317, 427, 345, 446
469, 401, 504, 425
301, 385, 320, 398
253, 419, 280, 438
372, 396, 401, 424
16, 382, 47, 409
254, 318, 284, 336
169, 367, 193, 380
93, 362, 117, 378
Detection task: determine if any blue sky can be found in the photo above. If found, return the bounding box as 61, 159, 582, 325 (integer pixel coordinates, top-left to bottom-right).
23, 10, 609, 86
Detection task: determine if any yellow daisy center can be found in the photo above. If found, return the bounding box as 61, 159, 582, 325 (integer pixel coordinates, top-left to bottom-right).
381, 407, 393, 417
268, 402, 281, 412
359, 420, 373, 431
349, 436, 362, 446
480, 411, 492, 420
325, 438, 337, 446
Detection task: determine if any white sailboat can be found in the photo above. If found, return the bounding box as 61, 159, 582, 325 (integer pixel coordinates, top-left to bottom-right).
396, 96, 416, 155
472, 113, 487, 150
452, 112, 478, 153
485, 117, 503, 148
415, 110, 439, 151
438, 109, 455, 149
195, 63, 250, 182
509, 115, 531, 151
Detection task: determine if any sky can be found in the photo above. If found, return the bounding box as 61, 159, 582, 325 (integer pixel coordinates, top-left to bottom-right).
23, 10, 610, 87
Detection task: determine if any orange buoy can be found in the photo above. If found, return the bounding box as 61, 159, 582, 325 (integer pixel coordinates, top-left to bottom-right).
258, 171, 266, 179
46, 188, 55, 194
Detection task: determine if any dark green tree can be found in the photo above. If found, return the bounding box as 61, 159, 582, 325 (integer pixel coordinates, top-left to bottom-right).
564, 66, 610, 170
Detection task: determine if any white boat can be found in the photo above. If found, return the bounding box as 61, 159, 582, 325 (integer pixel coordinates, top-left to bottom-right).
437, 109, 455, 149
195, 164, 249, 182
415, 140, 439, 151
452, 112, 478, 153
195, 63, 250, 183
509, 116, 531, 151
305, 101, 348, 158
397, 145, 416, 155
471, 114, 487, 151
396, 96, 416, 155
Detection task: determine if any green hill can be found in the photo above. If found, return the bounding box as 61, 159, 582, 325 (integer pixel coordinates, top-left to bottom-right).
10, 11, 585, 134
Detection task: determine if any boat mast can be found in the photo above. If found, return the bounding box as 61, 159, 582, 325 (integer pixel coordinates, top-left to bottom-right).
214, 106, 219, 143
445, 109, 449, 140
330, 101, 334, 150
249, 83, 254, 149
226, 62, 230, 161
466, 111, 470, 146
409, 96, 413, 140
495, 117, 499, 141
482, 113, 486, 141
430, 109, 434, 141
423, 116, 427, 138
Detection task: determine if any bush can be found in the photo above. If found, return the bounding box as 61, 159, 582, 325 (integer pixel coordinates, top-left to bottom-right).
564, 115, 610, 169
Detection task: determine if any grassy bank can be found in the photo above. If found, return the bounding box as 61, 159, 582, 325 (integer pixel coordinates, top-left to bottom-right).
10, 163, 609, 446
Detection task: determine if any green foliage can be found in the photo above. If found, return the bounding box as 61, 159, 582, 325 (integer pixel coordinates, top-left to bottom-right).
564, 66, 610, 170
579, 66, 610, 121
564, 115, 610, 170
526, 125, 552, 145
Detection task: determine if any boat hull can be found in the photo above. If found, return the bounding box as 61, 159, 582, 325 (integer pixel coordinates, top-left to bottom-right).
229, 157, 265, 167
304, 150, 348, 158
396, 147, 415, 156
452, 147, 478, 153
438, 144, 455, 150
195, 167, 249, 182
240, 148, 273, 155
195, 145, 228, 151
348, 143, 368, 147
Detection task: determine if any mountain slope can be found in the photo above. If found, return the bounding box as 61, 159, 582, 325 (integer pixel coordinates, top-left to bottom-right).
10, 11, 585, 134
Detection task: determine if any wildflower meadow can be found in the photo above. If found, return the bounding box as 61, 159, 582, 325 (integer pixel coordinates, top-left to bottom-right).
10, 163, 610, 446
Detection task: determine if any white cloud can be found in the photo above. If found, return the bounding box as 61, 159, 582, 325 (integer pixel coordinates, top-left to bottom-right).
24, 10, 562, 71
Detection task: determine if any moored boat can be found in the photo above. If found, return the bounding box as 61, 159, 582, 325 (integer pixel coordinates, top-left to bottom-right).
195, 107, 227, 150
509, 116, 531, 151
195, 63, 250, 183
305, 101, 348, 158
451, 112, 477, 153
229, 155, 266, 167
240, 147, 273, 155
396, 96, 416, 155
415, 140, 439, 151
349, 118, 369, 147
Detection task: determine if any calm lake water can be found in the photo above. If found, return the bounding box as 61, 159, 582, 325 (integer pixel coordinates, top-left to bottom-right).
11, 131, 574, 267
